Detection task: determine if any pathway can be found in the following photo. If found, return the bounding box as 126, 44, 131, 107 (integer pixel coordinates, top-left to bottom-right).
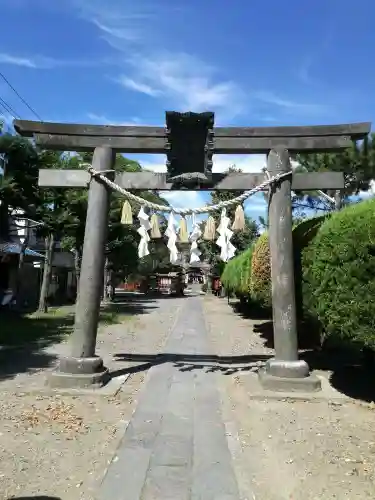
97, 295, 241, 500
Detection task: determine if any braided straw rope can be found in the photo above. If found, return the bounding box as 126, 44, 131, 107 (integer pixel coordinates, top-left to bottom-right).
81, 163, 292, 215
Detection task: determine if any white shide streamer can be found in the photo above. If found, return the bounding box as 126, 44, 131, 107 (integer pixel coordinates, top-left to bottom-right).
82, 163, 292, 263
165, 212, 179, 264
137, 207, 151, 258
189, 219, 202, 264
216, 208, 236, 262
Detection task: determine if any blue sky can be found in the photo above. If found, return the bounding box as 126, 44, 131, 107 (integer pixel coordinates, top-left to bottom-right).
0, 0, 374, 223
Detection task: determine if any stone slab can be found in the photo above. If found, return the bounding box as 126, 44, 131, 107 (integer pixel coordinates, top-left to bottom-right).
241, 371, 351, 402
258, 368, 322, 393
47, 367, 111, 389
97, 296, 242, 500
193, 372, 241, 500
97, 363, 174, 499
99, 446, 151, 500
141, 464, 191, 500
10, 373, 130, 398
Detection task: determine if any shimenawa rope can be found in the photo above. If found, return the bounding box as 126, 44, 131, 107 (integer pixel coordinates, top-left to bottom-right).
80, 163, 292, 215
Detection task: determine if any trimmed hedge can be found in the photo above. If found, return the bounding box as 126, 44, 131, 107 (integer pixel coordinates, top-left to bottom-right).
303, 199, 375, 349
249, 216, 327, 309
250, 232, 271, 307
221, 246, 253, 296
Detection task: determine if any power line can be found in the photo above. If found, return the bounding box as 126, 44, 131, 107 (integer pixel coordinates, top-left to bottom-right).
0, 70, 43, 121
0, 96, 21, 119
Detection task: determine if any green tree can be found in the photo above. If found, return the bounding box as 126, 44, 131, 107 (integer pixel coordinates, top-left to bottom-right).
59, 153, 171, 290
0, 134, 39, 216
292, 134, 375, 212
34, 150, 75, 312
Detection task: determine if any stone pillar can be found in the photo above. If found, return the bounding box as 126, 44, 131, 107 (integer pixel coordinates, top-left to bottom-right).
334, 190, 342, 211
258, 148, 321, 392
49, 146, 115, 388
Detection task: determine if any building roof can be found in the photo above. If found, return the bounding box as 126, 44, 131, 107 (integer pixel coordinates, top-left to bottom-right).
188, 261, 210, 271
0, 242, 44, 258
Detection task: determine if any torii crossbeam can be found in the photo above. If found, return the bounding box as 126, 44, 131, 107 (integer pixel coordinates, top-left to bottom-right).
13, 114, 370, 393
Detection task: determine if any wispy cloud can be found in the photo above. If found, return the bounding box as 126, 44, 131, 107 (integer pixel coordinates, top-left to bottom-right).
0, 52, 109, 69
0, 112, 15, 131
297, 57, 315, 85
71, 0, 332, 124
136, 153, 268, 218
254, 90, 329, 115
138, 153, 267, 175
244, 192, 268, 214
160, 190, 204, 210
117, 76, 161, 97
116, 53, 244, 119
71, 1, 244, 121
87, 112, 157, 126
74, 0, 159, 45
0, 53, 39, 68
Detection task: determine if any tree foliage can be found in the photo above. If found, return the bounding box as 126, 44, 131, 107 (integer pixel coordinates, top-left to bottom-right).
0, 134, 39, 216
0, 135, 171, 293
303, 199, 375, 349
292, 134, 375, 213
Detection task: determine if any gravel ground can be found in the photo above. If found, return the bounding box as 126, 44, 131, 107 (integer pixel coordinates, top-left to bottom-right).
0, 295, 184, 500
203, 296, 375, 500
3, 293, 375, 500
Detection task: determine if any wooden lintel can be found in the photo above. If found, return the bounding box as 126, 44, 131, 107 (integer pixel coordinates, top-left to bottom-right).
14, 119, 370, 139
38, 170, 344, 191
33, 133, 353, 154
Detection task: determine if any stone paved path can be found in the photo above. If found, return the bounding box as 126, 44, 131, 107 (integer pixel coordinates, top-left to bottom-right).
97, 295, 241, 500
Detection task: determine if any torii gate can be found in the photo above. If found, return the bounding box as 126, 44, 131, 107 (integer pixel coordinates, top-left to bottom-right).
14, 114, 370, 392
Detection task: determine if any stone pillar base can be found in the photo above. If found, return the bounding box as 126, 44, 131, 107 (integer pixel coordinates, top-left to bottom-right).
258, 358, 321, 393
48, 356, 110, 389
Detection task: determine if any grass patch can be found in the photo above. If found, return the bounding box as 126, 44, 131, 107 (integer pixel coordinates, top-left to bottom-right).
0, 302, 133, 348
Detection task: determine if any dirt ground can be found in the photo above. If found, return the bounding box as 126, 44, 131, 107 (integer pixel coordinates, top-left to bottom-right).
0, 295, 182, 500
1, 293, 375, 500
203, 295, 375, 500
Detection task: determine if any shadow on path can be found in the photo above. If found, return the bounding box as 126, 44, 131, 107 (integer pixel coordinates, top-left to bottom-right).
250, 319, 375, 404
226, 299, 375, 403
0, 295, 160, 383
6, 497, 61, 500
111, 352, 273, 378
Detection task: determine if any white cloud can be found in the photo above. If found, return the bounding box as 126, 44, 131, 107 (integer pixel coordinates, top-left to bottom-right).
0, 53, 38, 68
160, 191, 204, 210
139, 153, 268, 218
117, 76, 161, 97
0, 52, 107, 69
71, 1, 244, 121
86, 112, 149, 126
138, 153, 267, 174
254, 90, 329, 115
74, 0, 157, 44
91, 19, 142, 43
114, 54, 244, 120
71, 1, 331, 122
212, 155, 267, 173
0, 112, 14, 131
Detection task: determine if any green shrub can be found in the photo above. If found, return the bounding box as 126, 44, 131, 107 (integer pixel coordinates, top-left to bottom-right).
249, 216, 327, 310
221, 246, 253, 296
250, 232, 271, 307
303, 199, 375, 349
